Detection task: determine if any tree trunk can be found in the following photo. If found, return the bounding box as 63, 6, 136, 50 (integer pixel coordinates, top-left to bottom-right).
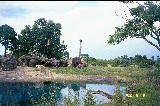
4, 44, 6, 57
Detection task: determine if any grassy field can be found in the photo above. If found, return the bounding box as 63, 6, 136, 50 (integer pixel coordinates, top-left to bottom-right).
51, 65, 152, 82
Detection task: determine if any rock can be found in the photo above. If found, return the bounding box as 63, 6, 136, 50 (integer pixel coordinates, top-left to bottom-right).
0, 55, 17, 71
107, 64, 112, 67
9, 57, 17, 69
29, 59, 38, 67
59, 58, 68, 67
19, 55, 30, 66
36, 65, 46, 72
68, 57, 81, 67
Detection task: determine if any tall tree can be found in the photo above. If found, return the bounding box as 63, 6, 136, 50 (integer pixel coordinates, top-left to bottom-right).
108, 1, 160, 51
18, 25, 32, 56
19, 18, 67, 59
0, 24, 18, 56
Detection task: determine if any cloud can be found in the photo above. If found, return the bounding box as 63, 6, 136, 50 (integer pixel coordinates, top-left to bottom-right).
0, 1, 159, 59
0, 1, 78, 12
58, 1, 127, 57
0, 7, 26, 18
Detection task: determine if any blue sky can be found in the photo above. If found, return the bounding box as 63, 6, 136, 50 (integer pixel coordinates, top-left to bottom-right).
0, 1, 159, 60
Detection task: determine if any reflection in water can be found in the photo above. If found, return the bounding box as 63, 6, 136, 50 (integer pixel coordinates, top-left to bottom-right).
34, 82, 44, 89
0, 82, 125, 106
60, 83, 126, 105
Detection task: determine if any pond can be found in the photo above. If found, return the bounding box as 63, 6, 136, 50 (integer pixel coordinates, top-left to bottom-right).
0, 81, 126, 106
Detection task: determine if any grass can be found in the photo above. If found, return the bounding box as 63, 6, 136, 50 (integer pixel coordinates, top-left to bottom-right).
122, 82, 160, 106
51, 65, 151, 82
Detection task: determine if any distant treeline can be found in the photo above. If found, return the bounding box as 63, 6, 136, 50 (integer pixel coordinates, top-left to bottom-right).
81, 54, 160, 68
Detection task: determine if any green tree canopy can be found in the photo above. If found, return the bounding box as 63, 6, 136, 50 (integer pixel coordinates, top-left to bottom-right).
19, 18, 67, 59
0, 24, 18, 56
108, 1, 160, 51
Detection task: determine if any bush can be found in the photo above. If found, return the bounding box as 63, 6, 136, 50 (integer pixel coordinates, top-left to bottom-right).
84, 92, 97, 106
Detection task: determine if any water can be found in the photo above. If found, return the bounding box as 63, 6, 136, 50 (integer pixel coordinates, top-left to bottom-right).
0, 81, 126, 106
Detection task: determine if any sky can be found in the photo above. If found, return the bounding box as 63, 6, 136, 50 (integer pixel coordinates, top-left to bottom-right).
0, 1, 159, 60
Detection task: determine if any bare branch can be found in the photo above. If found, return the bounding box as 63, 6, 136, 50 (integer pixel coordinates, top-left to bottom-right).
143, 37, 160, 51
150, 29, 160, 46
150, 31, 158, 40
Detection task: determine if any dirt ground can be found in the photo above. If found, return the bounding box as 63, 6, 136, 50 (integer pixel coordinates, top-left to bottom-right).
0, 66, 131, 83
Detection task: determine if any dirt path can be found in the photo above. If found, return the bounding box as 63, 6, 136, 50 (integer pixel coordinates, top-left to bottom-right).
0, 66, 132, 83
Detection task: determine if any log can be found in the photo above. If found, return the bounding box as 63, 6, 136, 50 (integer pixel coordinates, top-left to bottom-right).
88, 90, 113, 99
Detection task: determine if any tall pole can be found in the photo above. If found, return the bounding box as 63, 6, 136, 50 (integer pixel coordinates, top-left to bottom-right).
79, 39, 82, 58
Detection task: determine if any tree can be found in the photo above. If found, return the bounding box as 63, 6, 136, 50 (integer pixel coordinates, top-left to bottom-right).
19, 18, 67, 59
81, 54, 89, 60
0, 24, 18, 57
18, 25, 33, 56
119, 1, 133, 4
108, 1, 160, 51
63, 51, 69, 59
88, 57, 97, 66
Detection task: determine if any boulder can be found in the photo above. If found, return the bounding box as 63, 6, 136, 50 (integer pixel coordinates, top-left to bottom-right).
9, 57, 17, 69
29, 59, 38, 67
19, 55, 31, 66
36, 65, 46, 72
0, 55, 17, 71
19, 55, 41, 67
68, 57, 81, 67
59, 58, 68, 67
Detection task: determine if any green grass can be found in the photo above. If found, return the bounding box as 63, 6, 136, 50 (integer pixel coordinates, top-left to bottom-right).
51, 66, 151, 81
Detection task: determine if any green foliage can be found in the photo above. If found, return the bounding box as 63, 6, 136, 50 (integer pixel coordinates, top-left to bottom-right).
0, 24, 18, 57
65, 97, 76, 106
119, 1, 133, 4
112, 84, 123, 106
88, 57, 97, 66
31, 97, 56, 106
108, 1, 160, 51
65, 95, 79, 106
63, 51, 69, 59
81, 54, 89, 59
18, 18, 67, 59
123, 82, 160, 106
84, 92, 97, 106
146, 68, 160, 84
0, 18, 67, 59
87, 55, 156, 68
121, 68, 160, 106
109, 55, 156, 68
64, 92, 97, 106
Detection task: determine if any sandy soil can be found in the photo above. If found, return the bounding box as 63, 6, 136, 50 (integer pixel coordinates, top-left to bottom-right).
0, 66, 131, 83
